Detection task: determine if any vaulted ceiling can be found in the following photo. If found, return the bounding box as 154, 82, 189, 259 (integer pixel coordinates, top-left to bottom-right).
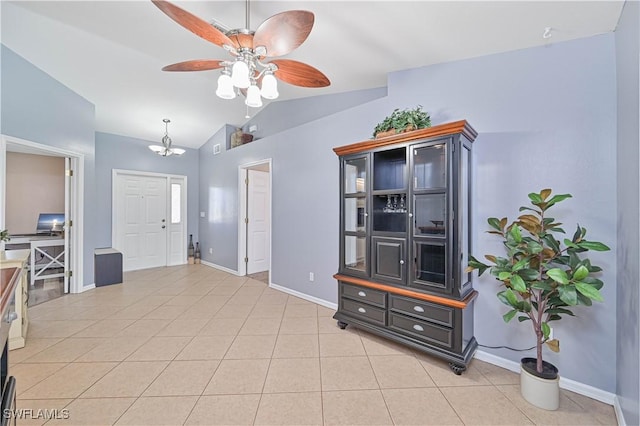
1, 1, 625, 148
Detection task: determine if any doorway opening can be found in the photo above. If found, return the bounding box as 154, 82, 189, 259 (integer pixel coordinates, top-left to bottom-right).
112, 169, 187, 271
0, 135, 84, 298
238, 159, 271, 284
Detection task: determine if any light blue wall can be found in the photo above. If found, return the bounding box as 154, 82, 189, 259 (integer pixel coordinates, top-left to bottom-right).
615, 1, 640, 424
1, 45, 97, 287
242, 87, 387, 140
390, 35, 618, 393
94, 132, 200, 252
198, 35, 618, 393
198, 124, 236, 269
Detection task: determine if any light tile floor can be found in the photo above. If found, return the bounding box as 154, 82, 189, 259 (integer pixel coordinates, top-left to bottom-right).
11, 265, 617, 425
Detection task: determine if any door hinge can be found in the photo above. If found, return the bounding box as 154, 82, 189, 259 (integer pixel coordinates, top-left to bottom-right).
65, 270, 73, 278
244, 257, 249, 263
244, 218, 249, 224
452, 144, 455, 153
245, 178, 249, 185
67, 220, 73, 227
65, 169, 74, 177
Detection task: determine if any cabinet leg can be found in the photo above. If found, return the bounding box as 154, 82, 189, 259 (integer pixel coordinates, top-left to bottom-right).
337, 321, 348, 330
448, 362, 466, 375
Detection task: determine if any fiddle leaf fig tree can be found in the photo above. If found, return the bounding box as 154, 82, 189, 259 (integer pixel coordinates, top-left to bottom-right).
466, 189, 609, 375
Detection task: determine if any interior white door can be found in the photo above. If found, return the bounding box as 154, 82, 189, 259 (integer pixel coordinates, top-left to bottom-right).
247, 169, 270, 274
116, 174, 168, 271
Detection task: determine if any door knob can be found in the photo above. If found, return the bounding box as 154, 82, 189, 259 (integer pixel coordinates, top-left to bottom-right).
161, 225, 166, 229
400, 260, 405, 265
162, 219, 166, 223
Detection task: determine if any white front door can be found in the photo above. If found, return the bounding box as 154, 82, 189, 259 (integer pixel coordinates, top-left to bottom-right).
247, 169, 270, 274
115, 174, 168, 271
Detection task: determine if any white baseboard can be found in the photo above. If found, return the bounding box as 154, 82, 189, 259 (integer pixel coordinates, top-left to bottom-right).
201, 260, 242, 276
269, 282, 338, 311
613, 396, 627, 426
474, 350, 616, 405
79, 283, 95, 293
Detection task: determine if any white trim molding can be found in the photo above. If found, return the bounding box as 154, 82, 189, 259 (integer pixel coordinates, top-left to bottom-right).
201, 260, 243, 276
80, 283, 96, 293
269, 282, 338, 311
474, 350, 617, 406
1, 134, 85, 294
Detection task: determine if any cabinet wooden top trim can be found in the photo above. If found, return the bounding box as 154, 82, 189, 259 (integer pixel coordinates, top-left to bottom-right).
334, 274, 478, 309
333, 120, 477, 156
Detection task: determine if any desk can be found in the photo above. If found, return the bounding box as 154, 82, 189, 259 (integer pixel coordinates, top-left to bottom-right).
6, 235, 65, 287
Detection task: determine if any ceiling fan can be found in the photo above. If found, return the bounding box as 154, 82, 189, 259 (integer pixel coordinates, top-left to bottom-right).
151, 0, 331, 108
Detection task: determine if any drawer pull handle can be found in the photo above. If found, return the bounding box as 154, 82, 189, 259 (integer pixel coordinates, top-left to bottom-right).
413, 306, 425, 313
358, 291, 367, 297
358, 307, 367, 313
413, 324, 424, 332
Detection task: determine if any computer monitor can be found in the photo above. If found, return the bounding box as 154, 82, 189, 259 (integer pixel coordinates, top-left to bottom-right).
36, 213, 65, 234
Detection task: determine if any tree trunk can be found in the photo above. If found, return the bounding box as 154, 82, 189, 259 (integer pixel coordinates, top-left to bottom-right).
536, 330, 543, 374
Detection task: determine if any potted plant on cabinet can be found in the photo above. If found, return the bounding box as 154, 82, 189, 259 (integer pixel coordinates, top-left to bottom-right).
0, 230, 9, 242
466, 189, 609, 410
372, 106, 431, 139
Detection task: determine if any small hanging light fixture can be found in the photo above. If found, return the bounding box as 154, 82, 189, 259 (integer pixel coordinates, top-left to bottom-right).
148, 119, 186, 157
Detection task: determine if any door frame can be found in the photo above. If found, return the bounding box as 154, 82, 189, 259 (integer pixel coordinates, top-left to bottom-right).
0, 134, 84, 294
111, 169, 187, 270
238, 159, 272, 278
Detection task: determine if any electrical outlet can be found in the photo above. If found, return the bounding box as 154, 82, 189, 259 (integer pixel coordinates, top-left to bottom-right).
208, 248, 213, 254
200, 211, 205, 218
309, 272, 314, 282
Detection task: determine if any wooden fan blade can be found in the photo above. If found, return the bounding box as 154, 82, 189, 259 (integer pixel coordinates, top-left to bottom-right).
162, 60, 225, 72
271, 59, 330, 88
253, 11, 314, 57
152, 0, 234, 48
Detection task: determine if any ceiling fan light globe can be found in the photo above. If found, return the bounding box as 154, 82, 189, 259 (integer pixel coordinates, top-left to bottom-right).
231, 60, 250, 89
149, 145, 165, 153
261, 73, 279, 100
172, 148, 186, 156
216, 74, 236, 99
245, 84, 263, 108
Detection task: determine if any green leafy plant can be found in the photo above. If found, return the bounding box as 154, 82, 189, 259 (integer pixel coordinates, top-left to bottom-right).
372, 106, 431, 138
466, 189, 609, 375
0, 229, 9, 242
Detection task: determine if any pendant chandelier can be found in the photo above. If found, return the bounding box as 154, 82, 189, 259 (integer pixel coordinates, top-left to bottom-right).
148, 119, 185, 157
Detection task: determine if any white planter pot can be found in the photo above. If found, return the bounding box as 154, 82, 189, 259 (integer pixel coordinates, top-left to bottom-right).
520, 365, 560, 410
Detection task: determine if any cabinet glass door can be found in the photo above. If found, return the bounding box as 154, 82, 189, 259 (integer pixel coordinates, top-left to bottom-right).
413, 144, 446, 190
345, 158, 366, 194
345, 198, 366, 233
414, 193, 446, 237
342, 154, 368, 276
345, 235, 367, 273
459, 145, 471, 287
414, 241, 446, 289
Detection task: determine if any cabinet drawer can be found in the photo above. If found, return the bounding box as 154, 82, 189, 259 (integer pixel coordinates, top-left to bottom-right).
340, 298, 386, 326
389, 313, 453, 350
341, 283, 386, 308
389, 295, 454, 327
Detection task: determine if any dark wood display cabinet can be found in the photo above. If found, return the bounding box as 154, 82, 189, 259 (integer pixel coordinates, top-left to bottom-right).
333, 120, 478, 374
